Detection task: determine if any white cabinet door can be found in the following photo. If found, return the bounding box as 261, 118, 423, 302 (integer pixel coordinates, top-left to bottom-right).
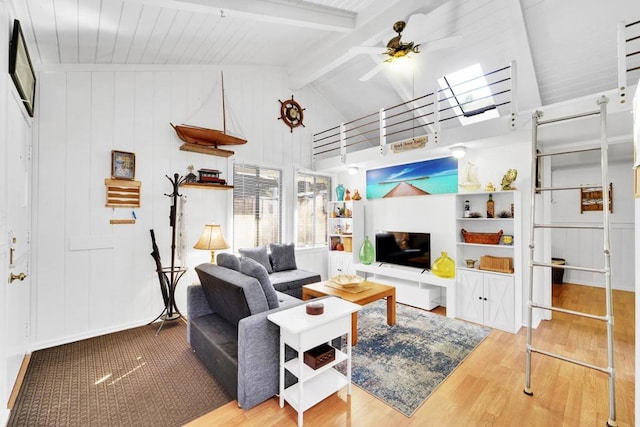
457, 270, 515, 332
484, 273, 515, 331
328, 252, 354, 276
456, 270, 484, 325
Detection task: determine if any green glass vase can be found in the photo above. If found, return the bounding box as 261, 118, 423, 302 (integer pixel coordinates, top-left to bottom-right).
431, 251, 455, 278
359, 236, 375, 265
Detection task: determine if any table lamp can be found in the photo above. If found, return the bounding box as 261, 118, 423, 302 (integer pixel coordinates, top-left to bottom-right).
193, 223, 229, 264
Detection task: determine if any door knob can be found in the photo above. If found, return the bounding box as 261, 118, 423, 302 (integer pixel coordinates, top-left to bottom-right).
9, 272, 26, 283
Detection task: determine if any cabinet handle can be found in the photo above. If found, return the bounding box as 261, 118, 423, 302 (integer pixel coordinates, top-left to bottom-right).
478, 297, 482, 300
483, 297, 488, 301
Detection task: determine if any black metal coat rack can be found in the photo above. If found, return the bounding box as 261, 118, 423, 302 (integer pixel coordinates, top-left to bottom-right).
149, 173, 187, 334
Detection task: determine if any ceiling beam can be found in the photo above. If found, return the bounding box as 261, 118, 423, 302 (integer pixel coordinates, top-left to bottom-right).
123, 0, 355, 32
286, 0, 450, 90
503, 0, 541, 109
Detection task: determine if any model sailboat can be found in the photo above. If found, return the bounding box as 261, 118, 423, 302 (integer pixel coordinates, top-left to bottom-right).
459, 161, 481, 191
171, 72, 247, 157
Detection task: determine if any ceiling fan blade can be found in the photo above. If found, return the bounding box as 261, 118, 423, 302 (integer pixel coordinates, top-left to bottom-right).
359, 61, 386, 82
418, 34, 462, 53
349, 45, 385, 55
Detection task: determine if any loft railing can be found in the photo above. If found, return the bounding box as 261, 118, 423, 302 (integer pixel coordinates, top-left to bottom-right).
312, 62, 516, 163
618, 19, 640, 104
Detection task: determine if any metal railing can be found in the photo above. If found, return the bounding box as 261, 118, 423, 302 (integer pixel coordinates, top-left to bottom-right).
617, 19, 640, 103
312, 62, 515, 163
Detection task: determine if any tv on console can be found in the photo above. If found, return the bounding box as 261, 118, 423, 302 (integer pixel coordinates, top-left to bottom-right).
375, 231, 431, 270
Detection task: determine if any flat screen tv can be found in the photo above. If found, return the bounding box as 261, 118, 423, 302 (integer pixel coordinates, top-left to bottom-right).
375, 231, 431, 270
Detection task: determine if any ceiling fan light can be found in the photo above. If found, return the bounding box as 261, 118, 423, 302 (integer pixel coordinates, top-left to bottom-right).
347, 166, 359, 175
389, 56, 413, 74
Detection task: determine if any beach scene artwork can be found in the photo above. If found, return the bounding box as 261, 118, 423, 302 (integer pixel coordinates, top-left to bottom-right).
366, 157, 458, 199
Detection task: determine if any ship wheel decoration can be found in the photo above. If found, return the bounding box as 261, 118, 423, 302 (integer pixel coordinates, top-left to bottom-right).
278, 95, 305, 132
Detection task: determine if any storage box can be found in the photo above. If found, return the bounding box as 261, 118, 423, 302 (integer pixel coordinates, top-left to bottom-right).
342, 236, 352, 252
479, 255, 514, 273
303, 343, 335, 370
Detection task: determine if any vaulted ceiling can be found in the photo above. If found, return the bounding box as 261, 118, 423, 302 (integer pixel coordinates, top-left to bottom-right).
9, 0, 640, 126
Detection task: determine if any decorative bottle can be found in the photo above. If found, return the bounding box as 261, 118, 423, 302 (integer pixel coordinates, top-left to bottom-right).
486, 194, 495, 218
463, 200, 470, 218
431, 251, 455, 278
336, 184, 345, 201
359, 236, 375, 265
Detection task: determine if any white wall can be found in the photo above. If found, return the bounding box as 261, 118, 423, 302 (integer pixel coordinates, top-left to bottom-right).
333, 133, 534, 325
550, 158, 635, 290
31, 65, 342, 350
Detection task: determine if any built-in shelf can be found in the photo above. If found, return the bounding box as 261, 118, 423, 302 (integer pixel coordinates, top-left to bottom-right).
456, 242, 514, 249
180, 182, 233, 190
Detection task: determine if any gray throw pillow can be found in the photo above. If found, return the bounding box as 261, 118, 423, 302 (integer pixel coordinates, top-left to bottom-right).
239, 246, 273, 273
269, 243, 297, 272
240, 257, 279, 309
216, 253, 240, 271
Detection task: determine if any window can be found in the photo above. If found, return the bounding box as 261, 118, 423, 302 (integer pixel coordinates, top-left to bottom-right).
296, 171, 330, 248
233, 164, 282, 249
438, 63, 500, 126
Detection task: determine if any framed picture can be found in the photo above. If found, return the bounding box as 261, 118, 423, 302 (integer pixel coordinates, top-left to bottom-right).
111, 150, 136, 180
9, 20, 36, 117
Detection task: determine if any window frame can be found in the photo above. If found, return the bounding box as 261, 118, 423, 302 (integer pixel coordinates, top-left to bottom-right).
232, 163, 283, 249
438, 63, 500, 126
294, 169, 331, 249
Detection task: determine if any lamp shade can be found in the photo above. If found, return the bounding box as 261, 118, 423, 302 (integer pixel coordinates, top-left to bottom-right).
194, 224, 229, 264
194, 224, 229, 250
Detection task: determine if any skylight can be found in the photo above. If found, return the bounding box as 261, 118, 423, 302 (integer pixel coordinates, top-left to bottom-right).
437, 63, 499, 126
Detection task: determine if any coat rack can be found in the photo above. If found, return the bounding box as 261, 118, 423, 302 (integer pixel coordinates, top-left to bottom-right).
149, 173, 188, 334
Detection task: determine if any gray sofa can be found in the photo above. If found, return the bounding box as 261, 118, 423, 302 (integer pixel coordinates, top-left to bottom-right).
188, 257, 325, 409
238, 244, 321, 298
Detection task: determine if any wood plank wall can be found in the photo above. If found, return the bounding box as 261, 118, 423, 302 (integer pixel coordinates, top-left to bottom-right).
32, 65, 342, 349
551, 161, 635, 291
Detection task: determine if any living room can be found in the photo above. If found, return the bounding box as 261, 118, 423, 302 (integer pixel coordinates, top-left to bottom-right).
0, 0, 638, 425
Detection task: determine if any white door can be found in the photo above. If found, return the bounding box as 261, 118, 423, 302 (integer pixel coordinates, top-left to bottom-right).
2, 96, 32, 407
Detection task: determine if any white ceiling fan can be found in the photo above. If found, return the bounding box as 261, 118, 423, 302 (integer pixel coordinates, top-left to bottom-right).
351, 14, 461, 82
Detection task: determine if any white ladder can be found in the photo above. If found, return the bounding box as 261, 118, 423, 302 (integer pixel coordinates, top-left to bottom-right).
524, 96, 617, 427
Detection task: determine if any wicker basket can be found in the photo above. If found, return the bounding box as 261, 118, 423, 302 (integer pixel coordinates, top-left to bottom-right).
461, 229, 503, 245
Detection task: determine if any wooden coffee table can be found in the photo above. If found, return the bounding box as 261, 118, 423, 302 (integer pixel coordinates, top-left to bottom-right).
302, 280, 396, 345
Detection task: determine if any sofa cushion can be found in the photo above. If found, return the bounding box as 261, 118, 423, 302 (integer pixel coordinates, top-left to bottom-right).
195, 263, 269, 326
239, 246, 273, 273
269, 243, 297, 272
217, 253, 240, 271
190, 313, 239, 399
240, 257, 279, 309
269, 269, 321, 299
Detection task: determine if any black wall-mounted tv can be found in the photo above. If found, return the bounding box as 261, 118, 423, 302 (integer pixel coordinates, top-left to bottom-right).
375, 231, 431, 269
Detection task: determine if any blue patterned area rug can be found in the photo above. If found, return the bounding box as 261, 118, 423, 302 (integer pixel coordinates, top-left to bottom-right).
349, 300, 491, 417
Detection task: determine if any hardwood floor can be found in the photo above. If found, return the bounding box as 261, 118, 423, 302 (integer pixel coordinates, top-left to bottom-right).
187, 284, 635, 426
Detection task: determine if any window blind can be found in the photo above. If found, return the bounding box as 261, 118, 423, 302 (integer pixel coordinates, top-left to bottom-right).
295, 171, 330, 248
233, 164, 283, 249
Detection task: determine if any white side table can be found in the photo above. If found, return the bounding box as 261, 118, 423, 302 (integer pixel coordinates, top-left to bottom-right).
267, 297, 361, 427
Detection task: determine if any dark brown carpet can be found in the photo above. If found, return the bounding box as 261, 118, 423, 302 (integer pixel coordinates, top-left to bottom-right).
8, 321, 232, 427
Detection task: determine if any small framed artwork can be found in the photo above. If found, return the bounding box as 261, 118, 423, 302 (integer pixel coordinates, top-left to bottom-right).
9, 20, 36, 117
111, 150, 136, 180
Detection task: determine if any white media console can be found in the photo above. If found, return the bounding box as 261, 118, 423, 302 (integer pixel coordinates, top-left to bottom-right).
353, 263, 456, 318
